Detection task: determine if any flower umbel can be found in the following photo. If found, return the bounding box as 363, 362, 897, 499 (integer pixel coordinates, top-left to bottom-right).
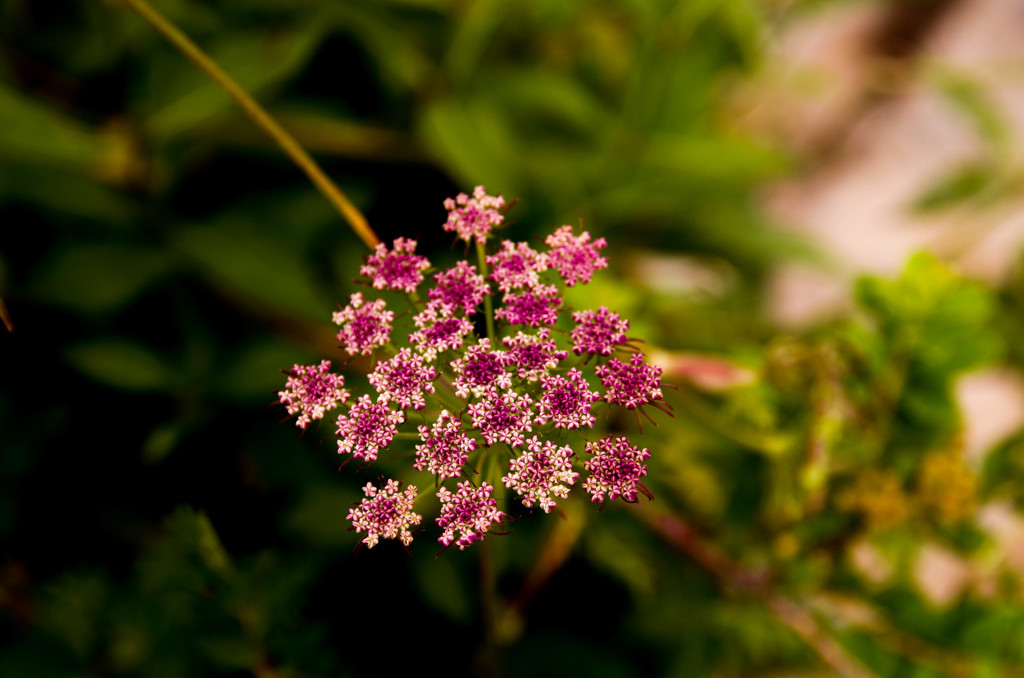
583, 437, 650, 503
468, 389, 535, 447
443, 185, 505, 243
361, 237, 430, 293
368, 348, 438, 410
503, 436, 579, 513
428, 261, 490, 315
495, 284, 561, 328
436, 481, 504, 550
486, 240, 548, 293
280, 187, 664, 551
501, 329, 567, 382
414, 410, 476, 481
347, 480, 422, 548
545, 224, 608, 287
535, 368, 600, 430
570, 307, 629, 356
336, 395, 404, 462
278, 360, 349, 429
333, 292, 394, 356
409, 304, 474, 360
596, 353, 664, 410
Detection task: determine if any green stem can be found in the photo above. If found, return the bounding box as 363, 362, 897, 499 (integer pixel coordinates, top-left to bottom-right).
117, 0, 380, 250
475, 240, 497, 340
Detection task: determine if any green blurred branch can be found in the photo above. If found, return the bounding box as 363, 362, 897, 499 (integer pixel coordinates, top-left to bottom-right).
115, 0, 380, 250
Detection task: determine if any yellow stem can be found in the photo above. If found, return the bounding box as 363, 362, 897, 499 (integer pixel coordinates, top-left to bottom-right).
117, 0, 380, 250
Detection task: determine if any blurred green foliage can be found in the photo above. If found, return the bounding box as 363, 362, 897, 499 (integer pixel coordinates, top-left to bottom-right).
4, 0, 1024, 676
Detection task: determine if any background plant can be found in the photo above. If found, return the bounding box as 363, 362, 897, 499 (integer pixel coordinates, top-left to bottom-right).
4, 0, 1024, 676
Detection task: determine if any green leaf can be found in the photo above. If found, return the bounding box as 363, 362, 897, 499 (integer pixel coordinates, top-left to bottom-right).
29, 244, 174, 315
214, 338, 309, 402
929, 66, 1012, 153
285, 485, 359, 546
65, 339, 173, 392
0, 81, 109, 171
40, 572, 110, 657
195, 511, 235, 580
412, 555, 472, 622
197, 635, 253, 670
444, 0, 517, 85
856, 252, 1002, 375
0, 165, 132, 223
911, 161, 995, 213
418, 97, 520, 195
584, 523, 657, 598
328, 3, 433, 93
142, 420, 189, 464
641, 133, 787, 183
170, 218, 329, 322
144, 20, 332, 140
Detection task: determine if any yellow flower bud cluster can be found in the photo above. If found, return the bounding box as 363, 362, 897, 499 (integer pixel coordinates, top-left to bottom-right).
837, 468, 911, 531
915, 450, 978, 525
837, 450, 978, 532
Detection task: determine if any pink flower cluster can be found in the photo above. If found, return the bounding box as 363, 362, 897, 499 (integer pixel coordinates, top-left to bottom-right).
278, 187, 666, 551
361, 237, 430, 293
333, 293, 393, 356
278, 361, 349, 429
436, 482, 504, 550
348, 480, 422, 548
583, 437, 650, 503
443, 186, 505, 243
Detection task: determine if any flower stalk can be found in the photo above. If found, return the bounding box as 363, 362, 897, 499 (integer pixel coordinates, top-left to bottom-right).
116, 0, 379, 250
